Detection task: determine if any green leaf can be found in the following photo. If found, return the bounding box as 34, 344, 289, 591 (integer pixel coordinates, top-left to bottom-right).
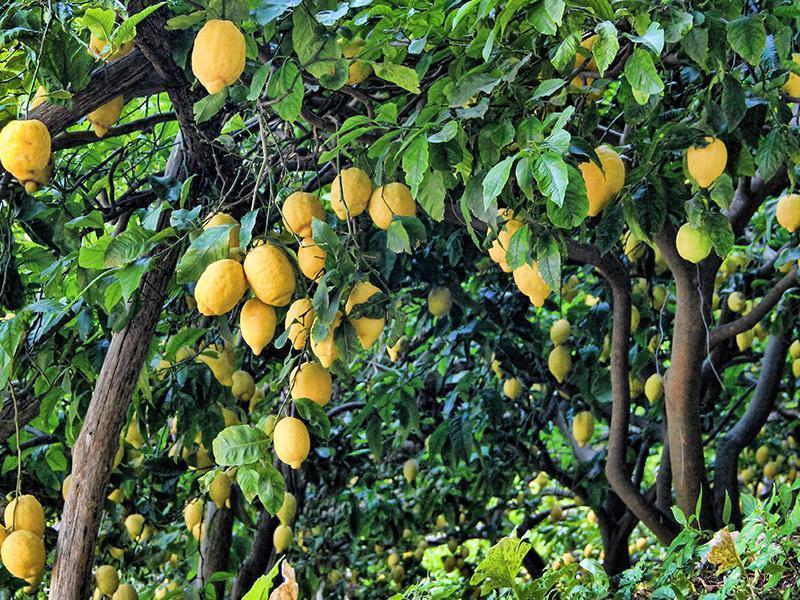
533, 151, 568, 207
552, 31, 581, 71
470, 530, 531, 591
76, 8, 116, 43
722, 76, 746, 131
256, 461, 286, 515
418, 170, 446, 221
448, 72, 501, 107
248, 63, 271, 102
78, 235, 112, 270
755, 129, 784, 181
293, 399, 331, 439
726, 15, 766, 66
267, 61, 304, 122
236, 466, 260, 503
627, 22, 664, 55
528, 0, 565, 36
372, 62, 421, 93
702, 211, 734, 258
546, 165, 588, 228
482, 156, 516, 209
254, 0, 302, 25
531, 78, 565, 99
211, 425, 270, 467
366, 417, 383, 460
624, 49, 664, 101
505, 224, 531, 271
710, 174, 734, 210
387, 220, 411, 254
165, 11, 205, 30
112, 2, 166, 45
193, 89, 228, 123
242, 560, 283, 599
428, 121, 459, 143
175, 225, 233, 284
681, 27, 709, 71
402, 134, 429, 196
593, 21, 619, 76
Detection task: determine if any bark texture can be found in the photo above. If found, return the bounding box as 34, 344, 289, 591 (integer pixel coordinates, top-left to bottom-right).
231, 509, 280, 599
199, 499, 236, 597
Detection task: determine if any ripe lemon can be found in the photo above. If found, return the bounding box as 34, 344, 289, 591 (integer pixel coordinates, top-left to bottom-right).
574, 34, 598, 71
297, 238, 326, 281
184, 498, 204, 531
624, 232, 646, 262
273, 416, 310, 469
62, 474, 72, 501
727, 291, 745, 313
4, 494, 45, 536
273, 523, 293, 552
675, 223, 712, 263
310, 324, 340, 367
549, 503, 563, 523
630, 305, 640, 332
222, 406, 240, 426
644, 373, 663, 404
572, 411, 594, 447
197, 342, 235, 386
87, 95, 124, 138
290, 362, 332, 406
240, 298, 276, 355
1, 530, 45, 580
283, 192, 325, 237
125, 417, 145, 448
345, 281, 385, 348
755, 445, 769, 466
285, 298, 315, 349
776, 194, 800, 233
764, 461, 779, 479
579, 145, 625, 216
488, 213, 522, 272
277, 492, 297, 525
243, 244, 296, 307
548, 345, 571, 383
736, 329, 755, 352
95, 565, 120, 595
231, 370, 255, 402
330, 167, 373, 219
792, 358, 800, 378
427, 286, 453, 317
113, 583, 138, 600
204, 212, 240, 252
687, 137, 727, 188
342, 38, 373, 85
387, 335, 408, 362
108, 488, 124, 503
503, 377, 523, 400
790, 340, 800, 359
209, 471, 232, 509
403, 458, 418, 483
513, 262, 551, 307
549, 319, 571, 345
194, 258, 247, 316
368, 182, 416, 230
125, 513, 145, 541
782, 53, 800, 98
89, 35, 134, 61
192, 521, 206, 541
191, 20, 246, 95
0, 119, 52, 193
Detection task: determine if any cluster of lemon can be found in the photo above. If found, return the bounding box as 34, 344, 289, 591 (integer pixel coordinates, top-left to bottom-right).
92, 564, 138, 599
741, 436, 800, 491
0, 495, 47, 591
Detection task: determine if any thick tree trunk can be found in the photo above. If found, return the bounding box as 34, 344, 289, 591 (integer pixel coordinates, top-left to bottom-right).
231, 509, 280, 599
714, 334, 791, 525
199, 499, 236, 598
48, 145, 183, 599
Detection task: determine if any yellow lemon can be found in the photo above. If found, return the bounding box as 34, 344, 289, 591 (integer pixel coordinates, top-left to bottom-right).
0, 119, 52, 193
273, 416, 310, 469
572, 410, 594, 447
209, 472, 232, 509
191, 20, 246, 95
297, 238, 326, 281
403, 458, 418, 483
62, 474, 72, 501
342, 38, 373, 85
89, 34, 134, 61
108, 488, 124, 503
687, 137, 727, 188
277, 492, 297, 525
427, 286, 453, 317
792, 340, 800, 359
764, 461, 779, 479
330, 167, 373, 219
575, 34, 598, 71
782, 53, 800, 97
283, 192, 325, 237
4, 494, 45, 536
310, 325, 339, 367
368, 182, 416, 230
387, 335, 408, 362
644, 373, 663, 404
345, 281, 385, 348
112, 583, 138, 600
1, 530, 45, 580
204, 212, 240, 252
290, 362, 332, 406
736, 329, 755, 352
488, 213, 522, 272
273, 524, 293, 552
95, 565, 120, 595
776, 194, 800, 233
231, 370, 255, 402
184, 498, 204, 531
125, 513, 145, 541
243, 244, 296, 306
549, 319, 571, 345
548, 345, 571, 383
727, 291, 745, 313
285, 298, 315, 349
125, 417, 145, 448
503, 377, 523, 400
579, 145, 625, 216
513, 262, 551, 307
675, 223, 712, 263
194, 258, 247, 316
549, 503, 564, 523
756, 445, 769, 466
240, 298, 277, 355
197, 342, 235, 386
87, 95, 124, 138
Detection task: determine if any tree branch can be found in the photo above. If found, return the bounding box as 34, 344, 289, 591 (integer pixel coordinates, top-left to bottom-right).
51, 112, 176, 151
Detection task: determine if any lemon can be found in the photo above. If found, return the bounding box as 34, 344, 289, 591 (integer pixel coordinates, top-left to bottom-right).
240, 298, 276, 356
548, 345, 571, 383
283, 192, 326, 237
776, 194, 800, 233
763, 461, 779, 479
243, 244, 296, 306
273, 524, 293, 552
736, 329, 754, 352
87, 95, 124, 137
263, 414, 278, 437
277, 492, 297, 525
231, 370, 255, 402
675, 223, 712, 263
191, 521, 206, 541
1, 530, 45, 580
687, 137, 727, 188
108, 488, 124, 503
403, 458, 418, 483
285, 298, 315, 349
782, 53, 800, 97
549, 503, 564, 523
488, 213, 522, 272
427, 286, 453, 317
194, 259, 247, 316
125, 417, 145, 448
184, 498, 204, 531
310, 316, 341, 367
330, 167, 373, 219
572, 410, 594, 447
0, 120, 52, 193
387, 335, 408, 362
574, 34, 598, 71
345, 281, 385, 348
387, 552, 400, 568
630, 305, 640, 332
209, 471, 232, 509
644, 373, 663, 404
624, 232, 645, 262
89, 35, 134, 61
652, 285, 667, 310
62, 474, 72, 501
297, 238, 326, 281
368, 182, 416, 230
4, 494, 45, 536
273, 417, 310, 469
191, 20, 246, 95
727, 291, 745, 313
112, 583, 138, 600
125, 513, 145, 541
95, 565, 120, 595
204, 212, 240, 252
290, 362, 332, 406
513, 262, 551, 307
342, 38, 373, 85
755, 445, 769, 466
579, 145, 625, 216
792, 340, 800, 359
503, 377, 523, 400
793, 358, 800, 378
549, 319, 571, 345
197, 342, 235, 386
